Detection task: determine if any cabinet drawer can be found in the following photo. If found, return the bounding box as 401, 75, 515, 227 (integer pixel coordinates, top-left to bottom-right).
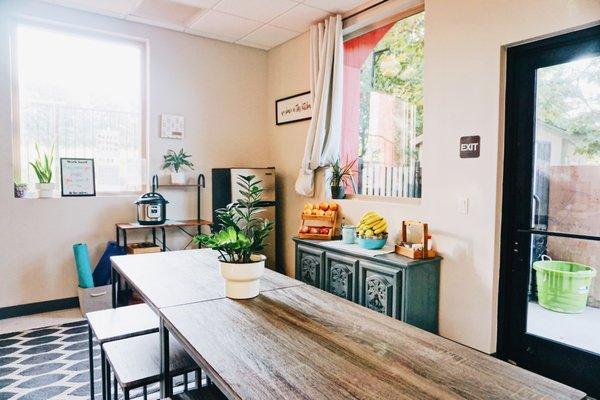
296, 244, 325, 288
324, 252, 359, 301
359, 261, 402, 319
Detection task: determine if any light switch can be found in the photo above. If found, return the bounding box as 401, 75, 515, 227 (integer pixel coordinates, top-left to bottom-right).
458, 197, 469, 215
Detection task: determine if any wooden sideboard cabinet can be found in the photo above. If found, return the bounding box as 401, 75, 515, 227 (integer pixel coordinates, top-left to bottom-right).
293, 238, 441, 333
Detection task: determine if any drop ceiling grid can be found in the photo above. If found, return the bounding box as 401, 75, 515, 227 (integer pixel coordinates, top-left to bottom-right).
39, 0, 371, 50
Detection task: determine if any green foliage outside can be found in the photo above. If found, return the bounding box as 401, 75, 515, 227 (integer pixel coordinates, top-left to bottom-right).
359, 12, 424, 162
536, 57, 600, 159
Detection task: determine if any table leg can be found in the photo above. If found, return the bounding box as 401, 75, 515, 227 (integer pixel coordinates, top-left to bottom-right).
100, 347, 106, 400
159, 318, 172, 397
111, 267, 118, 308
115, 227, 120, 247
152, 228, 157, 245
88, 325, 95, 400
161, 227, 166, 251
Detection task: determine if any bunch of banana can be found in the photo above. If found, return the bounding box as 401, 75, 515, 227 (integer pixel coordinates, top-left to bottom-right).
356, 211, 388, 238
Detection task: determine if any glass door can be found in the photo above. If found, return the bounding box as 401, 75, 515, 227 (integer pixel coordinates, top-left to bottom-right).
499, 25, 600, 397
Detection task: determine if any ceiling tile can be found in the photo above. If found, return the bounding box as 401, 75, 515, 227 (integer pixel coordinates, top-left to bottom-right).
171, 0, 221, 8
133, 0, 203, 25
270, 4, 329, 32
214, 0, 297, 23
42, 0, 138, 17
126, 14, 186, 31
303, 0, 367, 13
242, 25, 300, 49
190, 10, 262, 40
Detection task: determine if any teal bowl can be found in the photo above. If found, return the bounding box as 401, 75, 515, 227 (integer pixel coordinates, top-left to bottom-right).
356, 235, 388, 250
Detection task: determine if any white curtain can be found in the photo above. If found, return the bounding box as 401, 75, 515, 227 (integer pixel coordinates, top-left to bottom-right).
294, 15, 344, 197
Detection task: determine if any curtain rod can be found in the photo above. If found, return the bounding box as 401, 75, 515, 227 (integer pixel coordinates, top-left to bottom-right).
342, 1, 388, 21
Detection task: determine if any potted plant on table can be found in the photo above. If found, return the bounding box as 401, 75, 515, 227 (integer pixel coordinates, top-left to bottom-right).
29, 143, 55, 198
193, 175, 274, 299
161, 148, 194, 185
328, 158, 357, 199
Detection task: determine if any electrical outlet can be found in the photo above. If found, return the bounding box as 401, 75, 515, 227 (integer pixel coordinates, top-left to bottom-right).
458, 197, 469, 215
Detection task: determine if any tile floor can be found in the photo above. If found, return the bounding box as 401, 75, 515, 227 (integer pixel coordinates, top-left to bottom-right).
527, 302, 600, 355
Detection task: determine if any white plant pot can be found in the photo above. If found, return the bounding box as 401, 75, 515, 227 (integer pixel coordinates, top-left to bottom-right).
36, 183, 56, 198
219, 255, 266, 299
170, 171, 187, 185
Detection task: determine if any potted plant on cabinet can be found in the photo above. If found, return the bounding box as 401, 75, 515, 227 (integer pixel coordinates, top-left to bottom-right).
328, 158, 357, 199
193, 175, 274, 299
29, 143, 55, 198
161, 148, 194, 185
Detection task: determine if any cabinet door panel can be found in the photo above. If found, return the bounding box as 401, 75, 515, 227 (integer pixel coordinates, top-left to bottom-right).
296, 244, 325, 288
325, 253, 359, 301
359, 261, 402, 318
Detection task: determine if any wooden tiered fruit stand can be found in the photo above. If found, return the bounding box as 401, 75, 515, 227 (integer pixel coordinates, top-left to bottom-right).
298, 212, 338, 240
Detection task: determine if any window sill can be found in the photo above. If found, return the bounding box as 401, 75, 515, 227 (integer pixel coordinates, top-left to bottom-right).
336, 194, 422, 206
14, 193, 142, 200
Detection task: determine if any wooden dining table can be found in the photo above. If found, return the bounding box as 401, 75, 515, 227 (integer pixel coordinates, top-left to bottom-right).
110, 249, 586, 400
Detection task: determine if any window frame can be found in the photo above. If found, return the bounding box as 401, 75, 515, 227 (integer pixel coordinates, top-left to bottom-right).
10, 17, 149, 196
340, 5, 425, 202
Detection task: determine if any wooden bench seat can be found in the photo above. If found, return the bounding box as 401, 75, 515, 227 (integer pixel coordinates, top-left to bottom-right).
87, 303, 159, 399
104, 332, 200, 400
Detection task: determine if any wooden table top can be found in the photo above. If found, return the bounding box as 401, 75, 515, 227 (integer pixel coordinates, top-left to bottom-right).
116, 219, 212, 230
161, 285, 585, 400
111, 249, 302, 311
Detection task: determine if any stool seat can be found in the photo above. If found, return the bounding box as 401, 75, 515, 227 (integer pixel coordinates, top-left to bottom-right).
104, 332, 196, 389
164, 386, 227, 400
87, 303, 159, 343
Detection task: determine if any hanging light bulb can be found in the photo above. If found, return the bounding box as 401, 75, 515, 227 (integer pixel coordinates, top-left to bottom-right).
379, 53, 400, 77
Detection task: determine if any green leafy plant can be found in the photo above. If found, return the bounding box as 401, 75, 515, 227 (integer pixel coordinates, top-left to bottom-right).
193, 175, 274, 263
327, 157, 357, 189
29, 143, 54, 183
161, 149, 194, 173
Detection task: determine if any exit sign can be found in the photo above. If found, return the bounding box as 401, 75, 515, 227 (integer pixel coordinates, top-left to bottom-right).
460, 135, 480, 158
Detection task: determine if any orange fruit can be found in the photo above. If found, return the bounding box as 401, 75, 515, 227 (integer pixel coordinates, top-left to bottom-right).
329, 203, 338, 211
319, 202, 329, 211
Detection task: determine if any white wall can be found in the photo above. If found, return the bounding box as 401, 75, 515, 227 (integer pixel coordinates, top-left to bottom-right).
267, 0, 600, 353
0, 0, 269, 308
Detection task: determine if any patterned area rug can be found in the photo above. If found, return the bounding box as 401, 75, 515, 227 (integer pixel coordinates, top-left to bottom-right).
0, 320, 98, 399
0, 320, 194, 400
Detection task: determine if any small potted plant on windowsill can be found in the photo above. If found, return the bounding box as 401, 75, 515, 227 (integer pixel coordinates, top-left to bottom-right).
193, 175, 274, 299
14, 181, 28, 198
328, 158, 357, 199
161, 148, 194, 185
29, 143, 55, 198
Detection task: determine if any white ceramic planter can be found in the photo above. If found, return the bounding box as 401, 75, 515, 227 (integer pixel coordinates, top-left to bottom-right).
170, 172, 187, 185
36, 183, 56, 198
219, 255, 266, 299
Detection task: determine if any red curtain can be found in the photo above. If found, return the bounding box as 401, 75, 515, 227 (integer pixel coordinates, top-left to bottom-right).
342, 23, 394, 193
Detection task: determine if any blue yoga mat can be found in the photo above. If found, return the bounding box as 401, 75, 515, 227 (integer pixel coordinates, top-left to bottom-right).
73, 243, 94, 288
93, 241, 125, 286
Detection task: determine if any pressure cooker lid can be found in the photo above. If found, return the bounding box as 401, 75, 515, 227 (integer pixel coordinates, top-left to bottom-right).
134, 191, 169, 205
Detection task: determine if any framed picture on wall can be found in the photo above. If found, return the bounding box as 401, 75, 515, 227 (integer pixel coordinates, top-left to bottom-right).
275, 91, 312, 125
60, 158, 96, 197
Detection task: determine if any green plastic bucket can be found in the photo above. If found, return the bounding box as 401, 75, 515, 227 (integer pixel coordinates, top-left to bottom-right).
533, 259, 596, 313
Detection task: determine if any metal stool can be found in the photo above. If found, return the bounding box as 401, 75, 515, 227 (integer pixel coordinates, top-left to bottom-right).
104, 332, 200, 400
162, 385, 227, 400
87, 303, 159, 399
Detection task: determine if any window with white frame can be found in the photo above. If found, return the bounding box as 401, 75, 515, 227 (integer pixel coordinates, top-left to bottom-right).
341, 10, 424, 198
13, 23, 146, 194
